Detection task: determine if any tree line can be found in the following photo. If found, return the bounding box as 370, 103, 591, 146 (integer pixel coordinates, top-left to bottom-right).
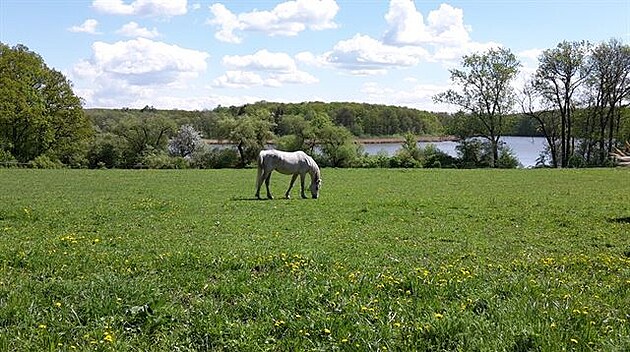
1, 40, 628, 169
435, 39, 630, 168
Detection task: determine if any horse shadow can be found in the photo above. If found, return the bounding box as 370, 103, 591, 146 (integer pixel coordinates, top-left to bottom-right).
609, 216, 630, 224
230, 196, 293, 201
230, 196, 262, 201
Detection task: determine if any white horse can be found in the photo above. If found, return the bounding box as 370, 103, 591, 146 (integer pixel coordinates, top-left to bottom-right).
255, 150, 322, 200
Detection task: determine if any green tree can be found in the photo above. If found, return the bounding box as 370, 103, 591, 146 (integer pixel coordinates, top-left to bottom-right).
434, 47, 520, 167
533, 41, 591, 167
316, 124, 359, 167
583, 39, 630, 164
0, 43, 92, 164
114, 111, 176, 166
218, 112, 275, 167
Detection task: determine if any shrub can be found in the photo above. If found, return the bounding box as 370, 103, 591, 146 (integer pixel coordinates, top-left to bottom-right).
140, 151, 189, 169
28, 155, 64, 169
190, 146, 240, 169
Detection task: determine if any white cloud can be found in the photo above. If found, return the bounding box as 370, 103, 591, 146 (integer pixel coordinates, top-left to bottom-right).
68, 19, 100, 34
208, 3, 242, 43
383, 1, 469, 46
222, 50, 297, 72
518, 48, 543, 62
92, 0, 187, 17
213, 71, 265, 89
270, 71, 318, 85
216, 50, 318, 88
314, 34, 430, 75
71, 38, 208, 106
208, 0, 339, 43
432, 40, 501, 62
116, 22, 160, 38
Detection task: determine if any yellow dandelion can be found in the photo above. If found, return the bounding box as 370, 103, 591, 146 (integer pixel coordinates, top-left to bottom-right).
341, 338, 348, 343
104, 332, 114, 343
434, 313, 444, 319
38, 324, 47, 329
54, 302, 62, 307
323, 328, 331, 334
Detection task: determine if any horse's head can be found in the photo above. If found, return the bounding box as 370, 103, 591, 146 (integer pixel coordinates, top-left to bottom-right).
310, 178, 322, 199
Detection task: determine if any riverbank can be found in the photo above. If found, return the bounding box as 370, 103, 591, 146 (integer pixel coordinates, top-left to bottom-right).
357, 136, 459, 144
203, 136, 460, 145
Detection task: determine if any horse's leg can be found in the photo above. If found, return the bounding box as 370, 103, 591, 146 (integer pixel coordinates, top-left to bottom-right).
265, 171, 273, 199
255, 166, 264, 199
285, 174, 298, 199
300, 173, 307, 199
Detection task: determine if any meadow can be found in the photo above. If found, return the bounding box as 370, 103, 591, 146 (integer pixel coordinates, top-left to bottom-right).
0, 168, 628, 351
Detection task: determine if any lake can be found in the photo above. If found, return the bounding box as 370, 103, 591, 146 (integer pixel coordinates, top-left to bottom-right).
361, 136, 547, 168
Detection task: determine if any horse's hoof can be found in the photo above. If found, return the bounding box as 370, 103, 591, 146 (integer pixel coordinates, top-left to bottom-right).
285, 195, 291, 199
301, 194, 307, 199
267, 195, 274, 200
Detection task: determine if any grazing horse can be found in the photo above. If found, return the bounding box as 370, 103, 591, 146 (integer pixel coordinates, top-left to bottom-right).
255, 150, 322, 200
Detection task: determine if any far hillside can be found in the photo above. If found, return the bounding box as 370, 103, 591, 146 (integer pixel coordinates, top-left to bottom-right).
85, 101, 540, 141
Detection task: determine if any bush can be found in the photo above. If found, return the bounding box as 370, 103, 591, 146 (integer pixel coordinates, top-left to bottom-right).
190, 146, 240, 169
87, 133, 124, 169
354, 151, 391, 168
497, 147, 520, 169
389, 154, 422, 168
140, 152, 189, 169
0, 149, 17, 167
421, 144, 458, 168
29, 155, 64, 169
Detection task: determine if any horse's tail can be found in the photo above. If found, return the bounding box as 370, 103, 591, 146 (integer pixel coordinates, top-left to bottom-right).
256, 151, 264, 183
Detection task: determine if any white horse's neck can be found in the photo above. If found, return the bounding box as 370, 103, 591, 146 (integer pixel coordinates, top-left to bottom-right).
309, 166, 320, 182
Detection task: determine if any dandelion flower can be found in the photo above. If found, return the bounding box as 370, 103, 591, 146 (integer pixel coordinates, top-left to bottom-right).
324, 328, 331, 334
434, 313, 444, 319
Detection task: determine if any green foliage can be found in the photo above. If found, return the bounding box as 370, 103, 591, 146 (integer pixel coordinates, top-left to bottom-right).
316, 124, 360, 167
87, 133, 124, 169
0, 168, 628, 350
189, 146, 239, 169
0, 43, 92, 165
140, 151, 188, 169
435, 48, 520, 166
421, 144, 458, 168
455, 138, 518, 169
114, 111, 177, 166
28, 154, 64, 169
218, 113, 275, 167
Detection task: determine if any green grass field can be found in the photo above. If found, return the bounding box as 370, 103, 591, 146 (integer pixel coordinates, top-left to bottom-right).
0, 168, 628, 351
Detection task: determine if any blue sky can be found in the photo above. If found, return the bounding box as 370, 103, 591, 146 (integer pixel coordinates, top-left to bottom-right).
2, 0, 629, 111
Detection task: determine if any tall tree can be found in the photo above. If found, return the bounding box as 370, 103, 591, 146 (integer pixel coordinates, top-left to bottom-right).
0, 43, 91, 164
218, 111, 275, 167
518, 81, 562, 167
533, 41, 591, 167
434, 47, 520, 166
583, 39, 630, 164
114, 111, 176, 165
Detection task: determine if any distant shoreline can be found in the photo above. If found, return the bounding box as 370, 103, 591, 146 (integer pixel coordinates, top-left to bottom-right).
357, 136, 459, 144
203, 135, 459, 145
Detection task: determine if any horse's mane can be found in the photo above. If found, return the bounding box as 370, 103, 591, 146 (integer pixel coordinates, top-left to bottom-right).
306, 154, 321, 181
